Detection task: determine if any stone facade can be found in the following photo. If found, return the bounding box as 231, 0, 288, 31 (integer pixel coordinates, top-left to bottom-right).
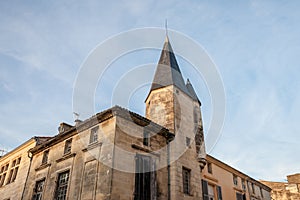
261, 174, 300, 200
0, 137, 50, 200
22, 107, 173, 200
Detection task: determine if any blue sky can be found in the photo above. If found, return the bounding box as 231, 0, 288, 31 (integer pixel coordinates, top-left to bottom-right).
1, 1, 299, 181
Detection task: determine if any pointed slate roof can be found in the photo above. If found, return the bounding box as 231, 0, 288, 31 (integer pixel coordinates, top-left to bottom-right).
186, 79, 201, 105
149, 36, 190, 95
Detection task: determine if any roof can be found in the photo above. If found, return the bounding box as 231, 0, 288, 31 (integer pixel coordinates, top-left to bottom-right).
0, 136, 51, 161
147, 36, 201, 103
30, 106, 174, 154
186, 79, 201, 104
149, 36, 190, 95
206, 154, 271, 191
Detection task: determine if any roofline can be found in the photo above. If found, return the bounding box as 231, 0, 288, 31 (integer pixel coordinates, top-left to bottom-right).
145, 84, 200, 104
207, 154, 271, 191
30, 105, 174, 154
0, 137, 45, 161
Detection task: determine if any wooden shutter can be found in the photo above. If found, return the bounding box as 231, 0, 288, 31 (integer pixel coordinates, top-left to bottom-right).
202, 180, 209, 200
217, 186, 222, 200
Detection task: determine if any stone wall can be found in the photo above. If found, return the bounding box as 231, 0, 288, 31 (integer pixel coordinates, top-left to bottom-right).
0, 139, 37, 200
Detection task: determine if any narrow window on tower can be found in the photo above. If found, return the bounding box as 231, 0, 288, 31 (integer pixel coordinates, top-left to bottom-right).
182, 167, 191, 195
143, 129, 150, 146
185, 137, 191, 147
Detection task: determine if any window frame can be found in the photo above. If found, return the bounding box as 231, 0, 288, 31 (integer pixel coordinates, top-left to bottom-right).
182, 167, 191, 195
64, 139, 72, 155
89, 126, 99, 144
54, 170, 70, 200
42, 150, 49, 165
233, 174, 238, 186
207, 162, 213, 174
6, 157, 21, 184
32, 178, 46, 200
143, 129, 150, 146
185, 137, 191, 147
0, 163, 9, 187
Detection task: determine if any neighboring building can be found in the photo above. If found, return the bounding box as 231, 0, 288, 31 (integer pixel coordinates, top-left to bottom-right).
202, 155, 271, 200
0, 137, 50, 200
261, 173, 300, 200
1, 36, 271, 200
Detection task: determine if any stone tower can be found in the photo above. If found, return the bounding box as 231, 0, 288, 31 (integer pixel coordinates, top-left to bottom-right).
145, 36, 206, 199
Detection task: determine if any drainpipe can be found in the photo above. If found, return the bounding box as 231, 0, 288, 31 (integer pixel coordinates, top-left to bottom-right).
21, 148, 33, 200
167, 137, 171, 200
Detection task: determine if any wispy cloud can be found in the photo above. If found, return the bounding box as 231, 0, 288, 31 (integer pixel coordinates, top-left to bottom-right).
0, 0, 299, 181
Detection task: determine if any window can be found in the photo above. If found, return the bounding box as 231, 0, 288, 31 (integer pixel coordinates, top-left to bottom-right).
207, 162, 212, 174
134, 154, 156, 200
32, 179, 45, 200
216, 186, 222, 200
143, 129, 150, 146
182, 167, 191, 195
193, 107, 198, 123
90, 126, 98, 144
242, 179, 246, 190
233, 174, 238, 186
55, 171, 70, 200
186, 137, 191, 147
42, 150, 49, 165
208, 184, 215, 200
202, 180, 222, 200
6, 157, 21, 184
236, 192, 243, 200
64, 139, 72, 155
0, 163, 9, 187
251, 183, 255, 194
260, 187, 264, 197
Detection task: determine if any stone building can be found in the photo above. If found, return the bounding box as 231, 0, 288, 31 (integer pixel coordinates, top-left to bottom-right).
1, 36, 271, 200
261, 173, 300, 200
202, 155, 271, 200
0, 137, 50, 200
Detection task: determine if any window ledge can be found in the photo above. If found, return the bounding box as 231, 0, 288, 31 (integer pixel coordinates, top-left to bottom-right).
82, 142, 102, 152
56, 153, 76, 163
131, 144, 160, 157
203, 175, 218, 183
35, 163, 51, 171
233, 186, 243, 192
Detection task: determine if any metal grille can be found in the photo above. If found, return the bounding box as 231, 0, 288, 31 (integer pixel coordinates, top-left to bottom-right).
32, 179, 45, 200
55, 171, 70, 200
182, 167, 191, 195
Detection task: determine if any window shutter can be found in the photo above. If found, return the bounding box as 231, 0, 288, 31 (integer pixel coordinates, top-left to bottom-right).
202, 180, 209, 200
217, 186, 222, 200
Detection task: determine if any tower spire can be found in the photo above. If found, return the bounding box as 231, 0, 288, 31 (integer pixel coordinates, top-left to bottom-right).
165, 19, 168, 37
147, 36, 189, 96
